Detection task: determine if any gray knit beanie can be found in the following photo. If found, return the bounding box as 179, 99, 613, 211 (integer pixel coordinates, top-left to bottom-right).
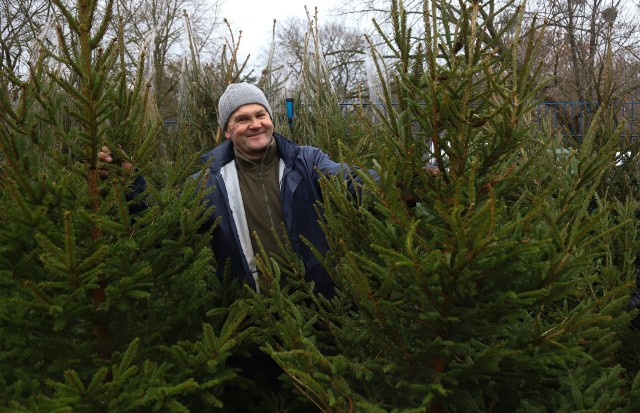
217, 82, 273, 130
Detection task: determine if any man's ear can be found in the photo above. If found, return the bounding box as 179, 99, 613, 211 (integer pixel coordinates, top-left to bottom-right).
224, 130, 231, 140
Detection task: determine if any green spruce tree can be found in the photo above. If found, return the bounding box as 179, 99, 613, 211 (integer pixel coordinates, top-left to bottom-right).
0, 1, 252, 411
251, 0, 640, 411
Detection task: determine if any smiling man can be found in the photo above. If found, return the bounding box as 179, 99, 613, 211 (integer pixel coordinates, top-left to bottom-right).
198, 82, 376, 298
95, 82, 376, 407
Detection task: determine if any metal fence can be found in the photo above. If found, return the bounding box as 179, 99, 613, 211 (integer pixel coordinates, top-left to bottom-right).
534, 101, 640, 140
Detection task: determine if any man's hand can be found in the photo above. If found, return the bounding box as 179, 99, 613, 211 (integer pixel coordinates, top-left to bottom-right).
98, 145, 133, 179
425, 165, 440, 177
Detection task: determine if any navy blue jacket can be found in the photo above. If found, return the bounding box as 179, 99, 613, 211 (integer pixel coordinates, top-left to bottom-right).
629, 259, 640, 329
199, 133, 372, 297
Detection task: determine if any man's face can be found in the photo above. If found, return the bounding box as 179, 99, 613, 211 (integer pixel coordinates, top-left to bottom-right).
224, 103, 274, 159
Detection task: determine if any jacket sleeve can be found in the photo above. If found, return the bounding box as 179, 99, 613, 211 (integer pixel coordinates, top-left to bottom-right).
630, 261, 640, 310
125, 174, 149, 215
629, 258, 640, 329
308, 147, 380, 194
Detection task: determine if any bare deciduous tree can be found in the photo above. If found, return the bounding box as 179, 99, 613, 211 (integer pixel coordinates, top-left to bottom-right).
114, 0, 224, 119
0, 0, 53, 76
337, 0, 640, 99
526, 0, 640, 102
269, 12, 368, 99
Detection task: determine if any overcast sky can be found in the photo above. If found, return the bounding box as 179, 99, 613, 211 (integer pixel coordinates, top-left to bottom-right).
219, 0, 344, 66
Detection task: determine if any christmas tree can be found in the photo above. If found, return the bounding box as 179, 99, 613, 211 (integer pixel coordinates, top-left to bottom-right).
0, 1, 254, 411
250, 0, 640, 411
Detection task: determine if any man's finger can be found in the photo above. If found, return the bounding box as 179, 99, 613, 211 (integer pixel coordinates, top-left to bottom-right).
98, 146, 113, 163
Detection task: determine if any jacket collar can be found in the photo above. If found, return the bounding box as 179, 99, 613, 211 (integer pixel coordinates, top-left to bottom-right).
273, 133, 300, 168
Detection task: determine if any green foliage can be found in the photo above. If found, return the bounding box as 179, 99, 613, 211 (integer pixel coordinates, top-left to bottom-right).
0, 0, 252, 410
246, 0, 640, 412
2, 0, 639, 411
